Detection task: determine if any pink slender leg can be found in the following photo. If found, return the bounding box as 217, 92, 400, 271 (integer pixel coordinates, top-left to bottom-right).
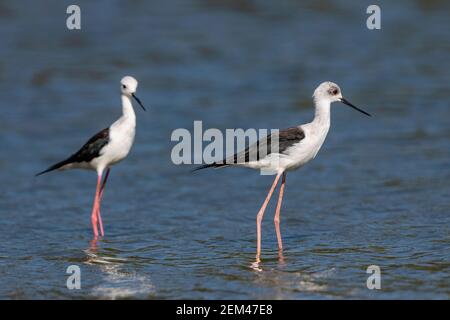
274, 172, 286, 252
96, 168, 110, 237
256, 172, 283, 259
91, 174, 102, 238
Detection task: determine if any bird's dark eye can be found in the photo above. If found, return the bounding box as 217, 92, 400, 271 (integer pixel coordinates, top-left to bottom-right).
329, 88, 339, 95
122, 84, 127, 89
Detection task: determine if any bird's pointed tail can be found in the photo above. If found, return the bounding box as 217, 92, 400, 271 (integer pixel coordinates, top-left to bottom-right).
35, 158, 72, 176
191, 163, 228, 172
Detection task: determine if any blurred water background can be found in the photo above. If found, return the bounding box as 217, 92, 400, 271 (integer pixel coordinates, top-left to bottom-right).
0, 0, 448, 299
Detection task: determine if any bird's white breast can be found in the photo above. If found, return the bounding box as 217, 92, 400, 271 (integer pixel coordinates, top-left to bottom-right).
283, 121, 330, 171
241, 122, 330, 173
95, 116, 136, 170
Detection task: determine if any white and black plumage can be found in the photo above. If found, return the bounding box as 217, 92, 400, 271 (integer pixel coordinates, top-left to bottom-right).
195, 81, 371, 259
36, 128, 111, 175
36, 76, 146, 238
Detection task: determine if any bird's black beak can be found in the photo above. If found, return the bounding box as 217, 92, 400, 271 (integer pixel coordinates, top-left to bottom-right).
340, 98, 371, 117
132, 93, 146, 111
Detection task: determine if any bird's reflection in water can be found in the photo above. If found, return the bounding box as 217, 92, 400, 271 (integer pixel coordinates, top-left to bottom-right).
278, 250, 285, 267
84, 238, 155, 299
85, 238, 112, 265
250, 257, 263, 272
250, 251, 286, 272
87, 238, 98, 256
85, 238, 127, 264
251, 261, 334, 299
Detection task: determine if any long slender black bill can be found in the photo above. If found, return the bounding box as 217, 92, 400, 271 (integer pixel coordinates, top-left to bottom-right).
132, 93, 146, 111
340, 98, 371, 117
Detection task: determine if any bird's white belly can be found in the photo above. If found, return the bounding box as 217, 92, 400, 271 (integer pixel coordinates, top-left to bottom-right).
94, 124, 135, 171
241, 125, 329, 174
283, 124, 330, 171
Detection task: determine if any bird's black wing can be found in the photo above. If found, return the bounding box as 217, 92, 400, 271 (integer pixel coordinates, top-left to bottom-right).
68, 127, 110, 163
36, 128, 110, 176
193, 127, 305, 171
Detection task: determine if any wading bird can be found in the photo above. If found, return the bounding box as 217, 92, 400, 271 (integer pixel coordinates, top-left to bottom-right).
194, 82, 371, 258
36, 76, 146, 238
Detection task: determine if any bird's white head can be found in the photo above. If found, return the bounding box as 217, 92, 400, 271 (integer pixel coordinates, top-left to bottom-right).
313, 81, 343, 103
313, 81, 371, 116
120, 76, 146, 111
121, 76, 138, 95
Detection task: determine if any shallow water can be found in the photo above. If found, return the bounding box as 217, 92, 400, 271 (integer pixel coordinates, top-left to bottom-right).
0, 1, 449, 299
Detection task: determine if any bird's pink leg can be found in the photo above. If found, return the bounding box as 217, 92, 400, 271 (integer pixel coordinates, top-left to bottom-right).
274, 172, 286, 252
91, 174, 102, 238
96, 168, 110, 237
256, 172, 282, 259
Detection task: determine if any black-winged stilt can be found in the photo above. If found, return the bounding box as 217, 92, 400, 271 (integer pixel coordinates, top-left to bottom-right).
194, 81, 371, 259
36, 76, 146, 238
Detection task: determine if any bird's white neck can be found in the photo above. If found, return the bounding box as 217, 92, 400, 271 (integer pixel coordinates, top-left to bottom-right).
121, 94, 136, 122
312, 99, 331, 127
